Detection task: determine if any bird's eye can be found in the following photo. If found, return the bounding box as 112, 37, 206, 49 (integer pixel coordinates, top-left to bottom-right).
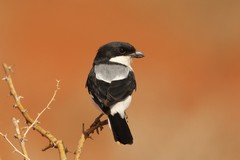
119, 48, 126, 54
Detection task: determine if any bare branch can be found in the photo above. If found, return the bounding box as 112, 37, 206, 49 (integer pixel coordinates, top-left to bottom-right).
0, 132, 30, 160
23, 80, 60, 138
12, 118, 29, 160
74, 113, 108, 160
2, 63, 67, 160
2, 63, 109, 160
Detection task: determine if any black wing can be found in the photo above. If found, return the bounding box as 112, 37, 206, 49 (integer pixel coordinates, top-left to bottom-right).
86, 68, 136, 113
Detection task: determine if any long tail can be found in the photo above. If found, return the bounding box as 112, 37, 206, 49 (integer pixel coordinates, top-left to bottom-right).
108, 113, 133, 145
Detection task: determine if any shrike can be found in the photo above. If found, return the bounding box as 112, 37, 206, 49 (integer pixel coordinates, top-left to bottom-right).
86, 42, 144, 144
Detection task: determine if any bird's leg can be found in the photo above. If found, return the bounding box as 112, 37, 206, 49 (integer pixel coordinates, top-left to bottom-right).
83, 113, 108, 139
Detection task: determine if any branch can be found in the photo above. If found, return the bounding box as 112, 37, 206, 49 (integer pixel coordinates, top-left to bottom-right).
0, 132, 30, 160
74, 113, 108, 160
23, 80, 60, 138
2, 63, 67, 160
12, 118, 29, 160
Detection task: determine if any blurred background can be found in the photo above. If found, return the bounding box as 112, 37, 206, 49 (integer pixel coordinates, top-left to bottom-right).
0, 0, 240, 160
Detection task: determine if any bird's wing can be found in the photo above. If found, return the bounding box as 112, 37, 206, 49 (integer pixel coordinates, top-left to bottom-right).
86, 68, 136, 113
107, 71, 136, 103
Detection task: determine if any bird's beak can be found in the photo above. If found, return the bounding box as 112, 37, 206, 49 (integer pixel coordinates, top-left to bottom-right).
131, 51, 144, 58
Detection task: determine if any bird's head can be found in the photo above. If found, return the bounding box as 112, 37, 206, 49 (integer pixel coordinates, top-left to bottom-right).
94, 42, 144, 66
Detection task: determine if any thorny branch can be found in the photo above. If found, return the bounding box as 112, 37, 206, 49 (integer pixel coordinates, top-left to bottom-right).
74, 113, 108, 160
2, 63, 67, 160
12, 117, 29, 160
1, 63, 109, 160
0, 132, 30, 160
23, 80, 60, 138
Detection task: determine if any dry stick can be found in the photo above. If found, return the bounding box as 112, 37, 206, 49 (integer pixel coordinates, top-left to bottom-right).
23, 80, 60, 138
12, 118, 29, 160
74, 113, 108, 160
0, 132, 30, 160
2, 63, 67, 160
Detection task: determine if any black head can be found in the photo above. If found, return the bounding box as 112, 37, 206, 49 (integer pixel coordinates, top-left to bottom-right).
93, 42, 144, 65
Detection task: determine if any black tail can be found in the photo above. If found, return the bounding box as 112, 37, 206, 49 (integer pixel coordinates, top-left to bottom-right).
108, 113, 133, 145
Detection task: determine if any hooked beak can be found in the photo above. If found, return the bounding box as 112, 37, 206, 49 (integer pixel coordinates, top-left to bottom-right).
131, 51, 145, 58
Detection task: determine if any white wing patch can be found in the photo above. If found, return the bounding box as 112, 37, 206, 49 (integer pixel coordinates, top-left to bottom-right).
94, 64, 130, 83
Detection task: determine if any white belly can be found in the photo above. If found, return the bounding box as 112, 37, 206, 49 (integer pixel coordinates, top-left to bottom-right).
110, 96, 132, 118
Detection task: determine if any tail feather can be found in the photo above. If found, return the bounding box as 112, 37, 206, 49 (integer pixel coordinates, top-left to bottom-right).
108, 113, 133, 145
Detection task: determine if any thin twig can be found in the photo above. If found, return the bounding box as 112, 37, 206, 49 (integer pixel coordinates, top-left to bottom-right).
0, 132, 30, 160
74, 113, 108, 160
2, 63, 67, 160
12, 118, 29, 160
23, 80, 60, 138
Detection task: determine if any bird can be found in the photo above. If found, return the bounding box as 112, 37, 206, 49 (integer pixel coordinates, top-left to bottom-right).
86, 42, 144, 145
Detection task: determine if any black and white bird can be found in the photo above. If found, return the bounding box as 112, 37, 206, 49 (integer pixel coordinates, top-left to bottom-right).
86, 42, 144, 145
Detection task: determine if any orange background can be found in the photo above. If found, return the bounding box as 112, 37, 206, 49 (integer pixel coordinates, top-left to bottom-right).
1, 0, 240, 160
